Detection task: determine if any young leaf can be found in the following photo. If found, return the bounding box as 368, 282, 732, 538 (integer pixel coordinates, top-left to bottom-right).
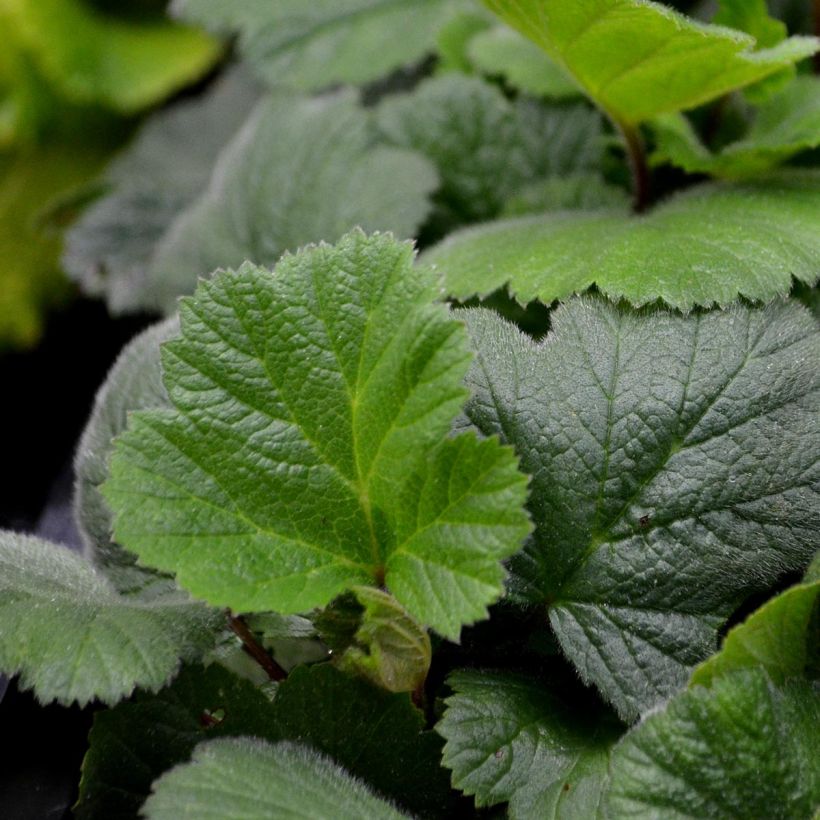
74, 317, 177, 591
468, 26, 580, 99
336, 587, 432, 695
173, 0, 472, 90
104, 231, 531, 639
78, 663, 452, 819
690, 580, 820, 688
458, 297, 820, 720
8, 0, 220, 113
377, 74, 603, 226
479, 0, 818, 126
64, 70, 259, 315
605, 670, 820, 818
651, 76, 820, 179
425, 170, 820, 310
437, 670, 621, 817
143, 738, 410, 820
0, 533, 219, 706
145, 91, 438, 313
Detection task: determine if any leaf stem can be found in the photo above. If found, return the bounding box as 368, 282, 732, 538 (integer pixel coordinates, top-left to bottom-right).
227, 613, 287, 682
618, 121, 650, 213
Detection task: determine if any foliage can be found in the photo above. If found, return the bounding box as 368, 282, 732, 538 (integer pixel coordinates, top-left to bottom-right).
3, 1, 820, 817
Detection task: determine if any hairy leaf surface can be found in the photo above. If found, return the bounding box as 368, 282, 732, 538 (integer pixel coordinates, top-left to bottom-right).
173, 0, 471, 90
64, 71, 258, 314
146, 92, 438, 313
144, 738, 410, 820
104, 232, 531, 638
480, 0, 817, 125
605, 670, 820, 818
459, 297, 819, 720
652, 76, 820, 179
438, 670, 621, 816
0, 533, 219, 706
425, 170, 820, 310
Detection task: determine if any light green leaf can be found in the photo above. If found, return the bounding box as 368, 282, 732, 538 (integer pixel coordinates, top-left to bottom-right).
144, 738, 410, 820
468, 26, 580, 98
104, 231, 531, 640
0, 532, 219, 706
651, 76, 820, 179
690, 580, 820, 688
64, 70, 258, 315
173, 0, 471, 90
7, 0, 220, 113
480, 0, 817, 126
605, 669, 820, 819
145, 91, 438, 313
425, 170, 820, 310
459, 297, 820, 720
377, 74, 603, 227
337, 587, 431, 694
438, 670, 621, 817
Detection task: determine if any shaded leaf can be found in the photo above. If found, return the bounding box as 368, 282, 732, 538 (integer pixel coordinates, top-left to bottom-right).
605, 670, 820, 818
104, 231, 531, 639
144, 738, 410, 820
0, 532, 219, 707
425, 170, 820, 310
438, 670, 621, 817
458, 297, 819, 720
651, 76, 820, 179
146, 91, 438, 313
173, 0, 471, 90
480, 0, 817, 125
64, 70, 259, 314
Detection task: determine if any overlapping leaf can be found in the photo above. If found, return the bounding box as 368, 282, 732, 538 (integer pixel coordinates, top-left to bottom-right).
0, 532, 219, 706
104, 232, 531, 639
480, 0, 818, 125
425, 170, 820, 310
652, 76, 820, 179
604, 670, 820, 818
173, 0, 471, 90
144, 91, 438, 313
438, 670, 621, 817
144, 738, 410, 820
458, 297, 819, 720
64, 71, 259, 314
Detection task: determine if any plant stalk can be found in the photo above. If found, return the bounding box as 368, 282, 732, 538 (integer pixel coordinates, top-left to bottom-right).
618, 121, 650, 213
228, 613, 287, 682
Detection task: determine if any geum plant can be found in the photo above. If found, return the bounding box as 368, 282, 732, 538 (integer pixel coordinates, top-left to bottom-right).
2, 0, 820, 817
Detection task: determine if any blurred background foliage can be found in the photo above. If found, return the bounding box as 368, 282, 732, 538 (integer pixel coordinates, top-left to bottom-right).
0, 0, 219, 349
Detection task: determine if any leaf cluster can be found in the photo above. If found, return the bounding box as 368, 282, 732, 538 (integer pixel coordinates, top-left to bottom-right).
2, 0, 819, 817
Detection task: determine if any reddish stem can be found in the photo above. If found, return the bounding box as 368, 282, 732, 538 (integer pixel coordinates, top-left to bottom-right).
228, 613, 287, 682
618, 121, 650, 214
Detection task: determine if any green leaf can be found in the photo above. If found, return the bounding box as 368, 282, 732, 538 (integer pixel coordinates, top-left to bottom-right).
425, 170, 820, 310
104, 231, 531, 639
377, 74, 603, 226
468, 26, 580, 99
74, 318, 177, 592
0, 532, 219, 706
690, 580, 820, 688
458, 297, 820, 721
651, 76, 820, 179
715, 0, 787, 48
174, 0, 471, 90
144, 738, 410, 820
480, 0, 818, 125
76, 663, 282, 819
438, 670, 621, 817
7, 0, 220, 113
435, 10, 493, 73
605, 669, 820, 818
145, 91, 438, 313
501, 173, 629, 216
78, 663, 452, 819
64, 70, 259, 315
336, 587, 431, 694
